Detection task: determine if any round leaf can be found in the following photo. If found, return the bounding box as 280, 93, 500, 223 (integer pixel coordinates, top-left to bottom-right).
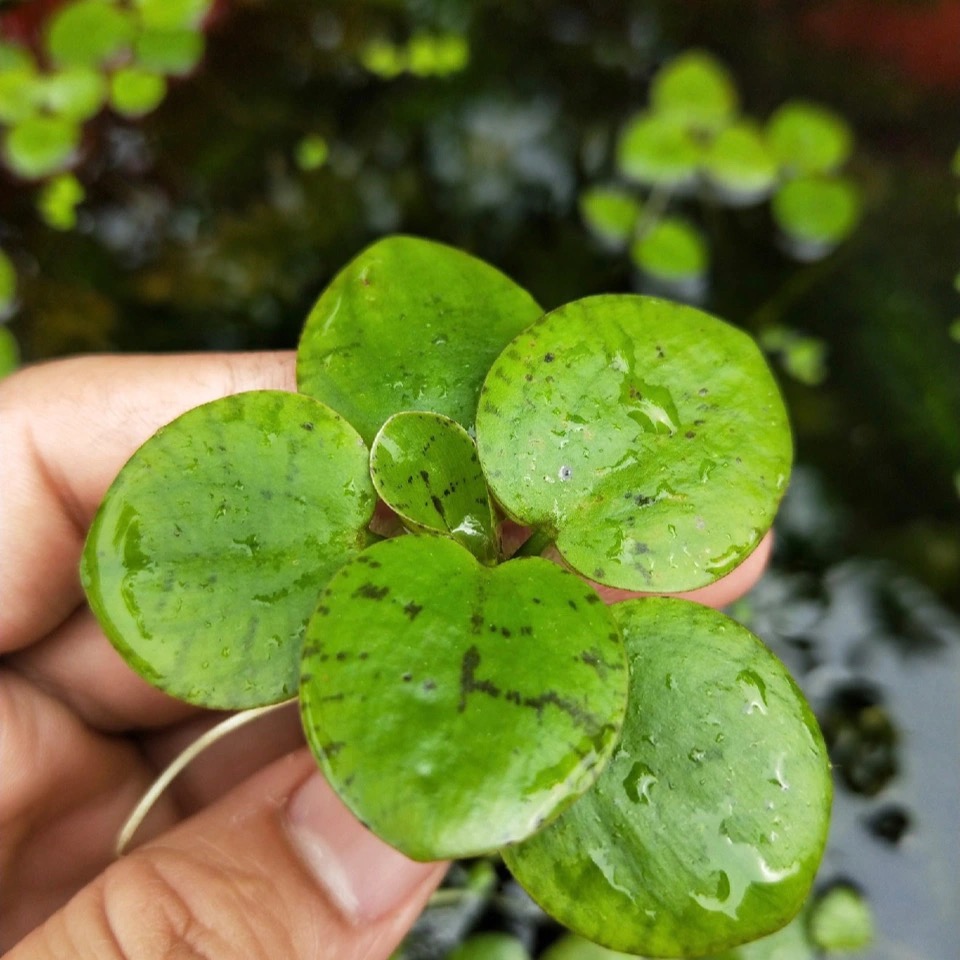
3, 115, 80, 180
110, 67, 167, 118
703, 122, 778, 206
475, 295, 792, 592
615, 112, 702, 188
651, 50, 739, 134
503, 598, 832, 958
772, 176, 861, 261
370, 412, 498, 564
81, 391, 376, 709
766, 101, 853, 175
37, 173, 86, 231
46, 0, 135, 69
0, 55, 42, 125
579, 185, 642, 250
133, 0, 214, 30
134, 28, 205, 77
296, 235, 543, 444
299, 536, 628, 860
630, 217, 708, 282
807, 885, 873, 952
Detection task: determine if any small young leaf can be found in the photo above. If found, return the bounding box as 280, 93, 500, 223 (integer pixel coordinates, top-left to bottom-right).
134, 27, 205, 77
81, 391, 376, 709
650, 50, 739, 134
579, 186, 642, 250
3, 115, 81, 180
615, 112, 702, 188
299, 536, 628, 860
807, 885, 873, 952
0, 52, 42, 125
38, 67, 108, 122
449, 933, 530, 960
766, 101, 853, 175
475, 295, 791, 592
630, 217, 708, 283
370, 412, 498, 564
297, 235, 543, 444
37, 173, 86, 231
110, 67, 167, 118
502, 598, 832, 958
703, 122, 778, 206
132, 0, 214, 30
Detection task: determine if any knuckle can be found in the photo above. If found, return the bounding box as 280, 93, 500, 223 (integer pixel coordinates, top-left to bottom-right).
92, 847, 298, 960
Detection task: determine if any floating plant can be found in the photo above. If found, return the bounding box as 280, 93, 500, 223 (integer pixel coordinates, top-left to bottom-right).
81, 236, 830, 958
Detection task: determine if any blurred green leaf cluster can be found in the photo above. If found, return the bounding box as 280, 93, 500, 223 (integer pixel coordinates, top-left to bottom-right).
580, 51, 862, 298
0, 0, 212, 182
359, 30, 470, 79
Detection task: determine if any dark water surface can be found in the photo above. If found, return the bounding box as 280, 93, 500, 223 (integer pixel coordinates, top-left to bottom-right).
2, 2, 958, 958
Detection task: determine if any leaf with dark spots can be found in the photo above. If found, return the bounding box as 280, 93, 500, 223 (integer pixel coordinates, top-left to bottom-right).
299, 536, 628, 861
353, 582, 389, 600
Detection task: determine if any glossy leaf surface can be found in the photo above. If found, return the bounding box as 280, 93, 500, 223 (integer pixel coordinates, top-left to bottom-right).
81, 391, 376, 709
503, 598, 832, 958
300, 536, 628, 860
297, 235, 543, 444
475, 295, 791, 592
370, 412, 498, 564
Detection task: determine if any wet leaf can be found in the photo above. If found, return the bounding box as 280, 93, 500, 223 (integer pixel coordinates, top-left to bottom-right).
81, 391, 376, 709
3, 115, 80, 180
502, 598, 832, 958
370, 412, 498, 564
651, 50, 739, 134
766, 101, 853, 176
46, 0, 135, 69
615, 112, 702, 188
299, 536, 628, 860
475, 294, 791, 592
297, 235, 543, 444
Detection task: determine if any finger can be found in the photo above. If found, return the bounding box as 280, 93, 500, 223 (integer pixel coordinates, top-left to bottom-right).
10, 750, 447, 960
590, 529, 774, 609
0, 352, 295, 655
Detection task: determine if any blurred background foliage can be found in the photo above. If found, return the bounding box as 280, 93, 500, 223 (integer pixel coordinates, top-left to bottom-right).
1, 2, 959, 958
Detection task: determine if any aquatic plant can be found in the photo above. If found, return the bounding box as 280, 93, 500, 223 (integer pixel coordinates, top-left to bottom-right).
82, 236, 831, 957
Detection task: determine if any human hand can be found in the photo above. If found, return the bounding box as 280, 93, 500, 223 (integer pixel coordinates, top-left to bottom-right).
0, 352, 771, 958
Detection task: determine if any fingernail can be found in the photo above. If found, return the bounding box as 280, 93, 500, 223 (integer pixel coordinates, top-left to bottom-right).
285, 770, 440, 924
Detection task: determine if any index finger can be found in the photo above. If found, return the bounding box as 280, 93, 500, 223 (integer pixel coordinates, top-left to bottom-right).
0, 352, 295, 654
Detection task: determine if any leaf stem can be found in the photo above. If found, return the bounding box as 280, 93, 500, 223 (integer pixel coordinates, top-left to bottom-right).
513, 527, 555, 558
116, 698, 297, 857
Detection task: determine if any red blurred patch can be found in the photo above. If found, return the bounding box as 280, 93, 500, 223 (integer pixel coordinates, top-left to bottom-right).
801, 0, 960, 91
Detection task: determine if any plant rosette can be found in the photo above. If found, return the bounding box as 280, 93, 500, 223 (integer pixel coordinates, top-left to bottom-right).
81, 235, 831, 958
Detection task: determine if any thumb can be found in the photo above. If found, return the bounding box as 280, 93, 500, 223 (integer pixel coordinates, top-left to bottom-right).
10, 749, 446, 959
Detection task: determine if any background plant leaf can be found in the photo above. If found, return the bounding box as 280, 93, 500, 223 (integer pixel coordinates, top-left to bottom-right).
81, 390, 376, 709
370, 411, 498, 564
296, 234, 543, 445
502, 597, 832, 958
299, 536, 628, 860
475, 294, 792, 593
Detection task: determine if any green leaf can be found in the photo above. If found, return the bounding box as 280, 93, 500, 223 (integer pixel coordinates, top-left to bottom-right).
37, 173, 86, 231
46, 0, 135, 69
772, 176, 861, 261
502, 598, 832, 958
299, 536, 628, 860
0, 326, 19, 379
297, 235, 543, 445
615, 112, 702, 188
0, 249, 16, 314
579, 186, 642, 250
110, 67, 168, 118
475, 295, 791, 592
807, 886, 873, 952
132, 0, 214, 30
369, 412, 498, 564
706, 908, 814, 960
630, 217, 708, 282
38, 67, 107, 122
766, 101, 853, 175
407, 31, 470, 78
540, 934, 637, 960
651, 50, 739, 134
3, 115, 81, 180
359, 38, 408, 79
295, 133, 330, 171
449, 933, 530, 960
703, 122, 777, 205
0, 52, 42, 125
134, 27, 205, 77
81, 391, 376, 709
